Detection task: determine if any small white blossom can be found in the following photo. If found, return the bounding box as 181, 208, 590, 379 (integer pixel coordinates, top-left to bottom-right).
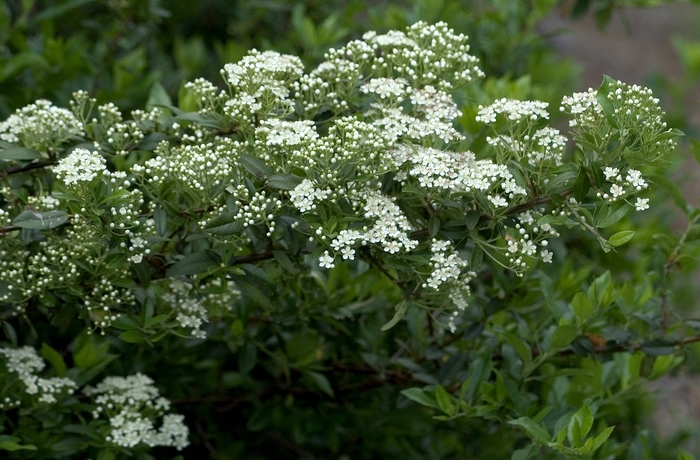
541, 249, 553, 263
635, 197, 649, 211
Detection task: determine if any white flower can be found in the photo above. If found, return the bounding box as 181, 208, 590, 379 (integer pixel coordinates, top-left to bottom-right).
610, 184, 625, 199
635, 197, 649, 211
319, 251, 335, 269
507, 241, 518, 253
626, 169, 647, 190
541, 250, 553, 263
521, 240, 536, 256
488, 195, 508, 208
604, 167, 620, 181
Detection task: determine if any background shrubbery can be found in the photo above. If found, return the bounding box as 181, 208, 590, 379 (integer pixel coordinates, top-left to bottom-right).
2, 1, 700, 459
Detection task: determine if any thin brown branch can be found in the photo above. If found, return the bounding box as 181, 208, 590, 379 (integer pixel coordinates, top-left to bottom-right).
505, 188, 574, 217
195, 417, 220, 459
262, 430, 315, 459
1, 160, 55, 177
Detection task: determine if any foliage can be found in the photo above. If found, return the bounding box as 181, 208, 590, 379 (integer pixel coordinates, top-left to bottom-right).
1, 2, 700, 460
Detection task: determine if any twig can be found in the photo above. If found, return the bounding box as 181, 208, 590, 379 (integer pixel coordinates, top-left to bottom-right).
195, 417, 220, 459
261, 430, 315, 459
0, 160, 55, 177
659, 213, 700, 335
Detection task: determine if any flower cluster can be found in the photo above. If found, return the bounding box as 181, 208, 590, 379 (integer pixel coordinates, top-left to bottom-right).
598, 166, 649, 208
221, 49, 304, 129
290, 179, 332, 213
0, 346, 76, 404
94, 103, 146, 156
392, 144, 527, 205
507, 209, 560, 270
160, 278, 239, 338
53, 148, 106, 186
0, 99, 83, 151
560, 88, 603, 128
365, 22, 484, 90
476, 98, 550, 124
135, 138, 238, 203
422, 240, 476, 333
84, 373, 189, 450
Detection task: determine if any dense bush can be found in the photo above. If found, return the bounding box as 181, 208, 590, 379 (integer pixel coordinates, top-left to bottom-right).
2, 1, 700, 459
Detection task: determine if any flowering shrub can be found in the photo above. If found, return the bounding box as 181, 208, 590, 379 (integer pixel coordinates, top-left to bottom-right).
0, 20, 698, 459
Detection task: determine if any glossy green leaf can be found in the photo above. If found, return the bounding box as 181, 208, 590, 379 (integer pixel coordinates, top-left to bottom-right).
401, 388, 440, 409
40, 343, 67, 377
13, 210, 69, 230
550, 325, 578, 351
509, 417, 551, 445
166, 251, 216, 277
381, 300, 408, 331
608, 230, 635, 247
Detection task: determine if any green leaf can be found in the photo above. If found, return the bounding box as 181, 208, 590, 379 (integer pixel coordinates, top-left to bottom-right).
428, 214, 440, 237
51, 437, 86, 452
596, 75, 619, 129
678, 449, 696, 460
146, 82, 173, 112
40, 343, 67, 377
691, 139, 700, 167
573, 167, 590, 202
651, 355, 683, 380
582, 426, 614, 453
381, 300, 408, 331
153, 209, 167, 236
608, 230, 635, 247
567, 401, 594, 448
166, 251, 216, 277
0, 147, 44, 160
641, 338, 675, 356
401, 387, 440, 409
118, 330, 145, 343
571, 292, 595, 323
0, 436, 37, 451
13, 210, 69, 230
509, 417, 551, 445
304, 370, 334, 398
205, 212, 244, 235
267, 173, 303, 190
111, 314, 140, 331
502, 333, 532, 367
96, 450, 117, 460
272, 250, 296, 272
470, 246, 484, 270
550, 325, 578, 351
238, 342, 257, 374
511, 444, 537, 460
650, 173, 688, 213
0, 52, 49, 83
596, 204, 630, 229
434, 385, 455, 416
29, 0, 95, 23
537, 214, 575, 228
239, 153, 274, 179
174, 112, 222, 130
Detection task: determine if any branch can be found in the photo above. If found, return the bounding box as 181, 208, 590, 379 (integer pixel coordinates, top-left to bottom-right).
1, 160, 55, 177
505, 188, 574, 217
